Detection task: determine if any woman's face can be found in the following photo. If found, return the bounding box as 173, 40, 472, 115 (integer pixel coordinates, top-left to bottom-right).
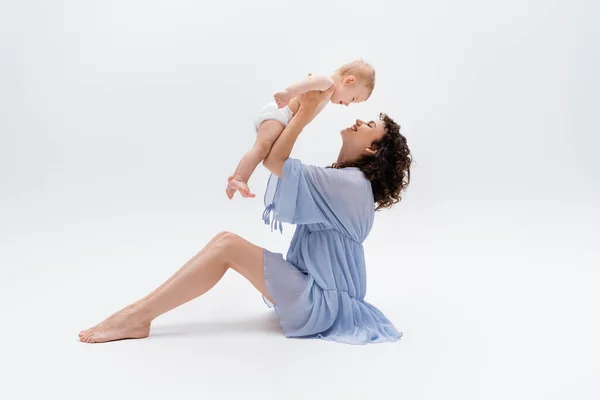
339, 118, 387, 162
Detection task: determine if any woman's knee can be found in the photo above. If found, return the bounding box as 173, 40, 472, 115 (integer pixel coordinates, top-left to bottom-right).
215, 231, 231, 240
213, 232, 257, 271
213, 232, 241, 253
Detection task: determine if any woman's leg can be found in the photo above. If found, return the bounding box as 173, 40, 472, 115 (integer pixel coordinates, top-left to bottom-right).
226, 120, 284, 199
79, 232, 273, 343
79, 232, 229, 333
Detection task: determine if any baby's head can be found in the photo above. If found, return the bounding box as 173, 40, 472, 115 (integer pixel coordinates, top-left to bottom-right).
331, 59, 376, 106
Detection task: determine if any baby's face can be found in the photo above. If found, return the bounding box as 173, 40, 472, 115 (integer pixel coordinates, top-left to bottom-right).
331, 76, 371, 106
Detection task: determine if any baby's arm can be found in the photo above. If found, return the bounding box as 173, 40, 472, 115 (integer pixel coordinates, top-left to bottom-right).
285, 74, 334, 96
274, 74, 334, 108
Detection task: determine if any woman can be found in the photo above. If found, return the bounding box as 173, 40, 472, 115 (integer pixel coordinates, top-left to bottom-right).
79, 88, 412, 345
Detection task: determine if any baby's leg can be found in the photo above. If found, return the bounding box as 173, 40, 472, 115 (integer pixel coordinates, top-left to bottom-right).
226, 120, 284, 199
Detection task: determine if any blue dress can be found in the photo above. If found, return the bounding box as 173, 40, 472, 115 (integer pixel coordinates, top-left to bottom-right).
262, 158, 402, 345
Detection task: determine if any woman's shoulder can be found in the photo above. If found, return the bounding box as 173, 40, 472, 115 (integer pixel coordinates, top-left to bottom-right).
301, 163, 371, 195
285, 158, 368, 188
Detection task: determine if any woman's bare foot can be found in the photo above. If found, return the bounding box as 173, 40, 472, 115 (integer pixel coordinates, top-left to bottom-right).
79, 309, 150, 344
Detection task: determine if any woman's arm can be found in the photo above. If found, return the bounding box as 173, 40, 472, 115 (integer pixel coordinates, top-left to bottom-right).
264, 87, 334, 176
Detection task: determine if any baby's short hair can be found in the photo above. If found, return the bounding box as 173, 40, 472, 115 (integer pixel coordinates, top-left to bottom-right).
336, 59, 376, 98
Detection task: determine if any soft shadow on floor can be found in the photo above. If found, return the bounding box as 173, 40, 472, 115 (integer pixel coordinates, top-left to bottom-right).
149, 312, 283, 338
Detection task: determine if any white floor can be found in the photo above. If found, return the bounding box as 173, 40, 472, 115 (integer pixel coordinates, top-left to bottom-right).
1, 193, 598, 399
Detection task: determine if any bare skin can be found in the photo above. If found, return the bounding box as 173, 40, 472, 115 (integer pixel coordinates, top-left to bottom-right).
226, 120, 285, 199
80, 88, 331, 343
79, 232, 272, 343
226, 83, 337, 200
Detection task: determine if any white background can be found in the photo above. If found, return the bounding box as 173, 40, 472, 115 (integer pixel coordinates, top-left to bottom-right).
1, 0, 599, 399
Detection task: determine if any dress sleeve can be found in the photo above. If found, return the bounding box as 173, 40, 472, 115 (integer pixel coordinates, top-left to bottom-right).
262, 158, 371, 237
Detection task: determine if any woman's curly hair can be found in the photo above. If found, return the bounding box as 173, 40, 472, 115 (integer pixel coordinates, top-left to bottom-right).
331, 113, 412, 210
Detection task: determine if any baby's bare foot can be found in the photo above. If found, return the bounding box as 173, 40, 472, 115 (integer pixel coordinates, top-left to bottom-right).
226, 184, 236, 199
226, 175, 238, 199
79, 310, 150, 344
228, 178, 255, 199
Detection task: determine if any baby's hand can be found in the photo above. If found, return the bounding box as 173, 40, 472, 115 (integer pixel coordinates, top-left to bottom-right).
274, 90, 292, 108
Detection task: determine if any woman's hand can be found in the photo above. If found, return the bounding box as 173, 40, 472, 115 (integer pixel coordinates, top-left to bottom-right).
274, 89, 292, 108
297, 86, 334, 116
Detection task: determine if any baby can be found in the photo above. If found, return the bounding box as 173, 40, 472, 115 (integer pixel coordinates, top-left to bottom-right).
226, 59, 376, 199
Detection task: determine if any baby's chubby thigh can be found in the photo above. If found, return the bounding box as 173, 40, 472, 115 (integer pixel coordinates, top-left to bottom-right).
252, 102, 291, 157
253, 120, 285, 157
